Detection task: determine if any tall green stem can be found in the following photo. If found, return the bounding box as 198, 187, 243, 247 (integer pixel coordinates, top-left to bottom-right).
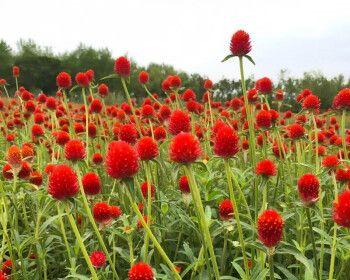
305, 207, 320, 280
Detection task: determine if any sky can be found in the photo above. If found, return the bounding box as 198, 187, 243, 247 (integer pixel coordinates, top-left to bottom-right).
1, 0, 350, 82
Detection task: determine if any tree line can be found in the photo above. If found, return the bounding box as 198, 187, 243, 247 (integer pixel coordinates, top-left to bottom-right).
0, 39, 349, 109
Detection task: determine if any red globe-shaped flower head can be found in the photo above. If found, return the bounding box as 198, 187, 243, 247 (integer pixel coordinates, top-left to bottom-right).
138, 71, 149, 84
140, 182, 156, 199
93, 202, 111, 224
333, 190, 350, 228
255, 159, 277, 178
219, 199, 234, 220
302, 94, 320, 111
204, 79, 213, 90
257, 209, 284, 247
56, 72, 72, 89
286, 123, 305, 139
332, 88, 350, 110
90, 251, 106, 268
256, 109, 272, 129
168, 109, 191, 135
128, 262, 154, 280
75, 72, 90, 87
322, 155, 339, 170
64, 139, 86, 161
256, 77, 273, 94
213, 124, 239, 158
82, 172, 101, 195
48, 164, 79, 200
13, 66, 20, 77
106, 141, 140, 179
98, 83, 109, 97
136, 136, 159, 160
230, 30, 251, 56
178, 175, 190, 193
114, 56, 131, 77
169, 132, 201, 163
297, 173, 320, 205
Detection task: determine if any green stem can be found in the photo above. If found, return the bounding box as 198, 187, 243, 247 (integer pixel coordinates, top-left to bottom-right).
184, 165, 220, 280
65, 203, 99, 280
268, 249, 275, 280
305, 207, 320, 280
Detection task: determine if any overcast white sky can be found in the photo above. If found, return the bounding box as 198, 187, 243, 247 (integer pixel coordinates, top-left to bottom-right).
1, 0, 349, 82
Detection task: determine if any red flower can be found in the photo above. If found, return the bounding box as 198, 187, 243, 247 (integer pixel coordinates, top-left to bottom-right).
30, 171, 43, 186
1, 259, 12, 275
136, 136, 159, 160
53, 130, 70, 146
119, 123, 138, 144
255, 77, 273, 94
82, 172, 101, 195
75, 72, 90, 87
230, 30, 251, 56
93, 202, 111, 224
128, 262, 154, 280
13, 66, 20, 77
257, 209, 284, 247
6, 145, 22, 169
169, 75, 182, 88
92, 153, 104, 164
213, 124, 239, 158
106, 141, 140, 179
178, 175, 190, 193
204, 79, 213, 90
114, 56, 131, 77
56, 72, 72, 89
302, 94, 320, 111
182, 89, 196, 101
286, 123, 305, 139
219, 199, 234, 220
0, 270, 7, 279
168, 110, 191, 135
159, 105, 171, 120
98, 83, 109, 97
141, 104, 155, 118
322, 155, 339, 169
46, 97, 56, 110
169, 132, 201, 163
256, 110, 272, 129
333, 88, 350, 110
138, 71, 149, 84
64, 140, 86, 161
333, 190, 350, 228
297, 174, 320, 205
90, 251, 106, 268
31, 124, 44, 137
255, 159, 277, 177
335, 168, 350, 183
110, 205, 122, 219
86, 69, 94, 82
140, 182, 155, 199
48, 164, 79, 200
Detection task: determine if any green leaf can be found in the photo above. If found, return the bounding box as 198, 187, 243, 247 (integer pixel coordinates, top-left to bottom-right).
244, 55, 256, 65
161, 202, 169, 214
221, 54, 235, 62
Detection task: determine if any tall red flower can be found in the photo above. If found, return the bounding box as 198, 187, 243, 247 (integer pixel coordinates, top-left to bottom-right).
75, 72, 90, 87
48, 164, 79, 200
256, 110, 272, 129
178, 175, 190, 193
332, 88, 350, 110
255, 77, 273, 94
128, 262, 154, 280
219, 199, 234, 220
204, 79, 213, 90
333, 190, 350, 228
90, 251, 106, 268
136, 136, 159, 160
98, 83, 109, 97
114, 56, 131, 77
6, 145, 22, 169
213, 124, 239, 158
286, 123, 305, 139
168, 110, 191, 135
302, 94, 320, 111
64, 140, 86, 161
82, 172, 101, 195
169, 132, 201, 163
56, 72, 72, 89
297, 173, 320, 205
230, 30, 251, 56
93, 202, 111, 224
257, 209, 284, 247
140, 182, 155, 198
13, 66, 20, 77
106, 141, 140, 179
255, 159, 277, 177
138, 71, 149, 84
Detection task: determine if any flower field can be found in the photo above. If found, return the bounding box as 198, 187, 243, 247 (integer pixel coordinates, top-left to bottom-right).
0, 30, 350, 280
